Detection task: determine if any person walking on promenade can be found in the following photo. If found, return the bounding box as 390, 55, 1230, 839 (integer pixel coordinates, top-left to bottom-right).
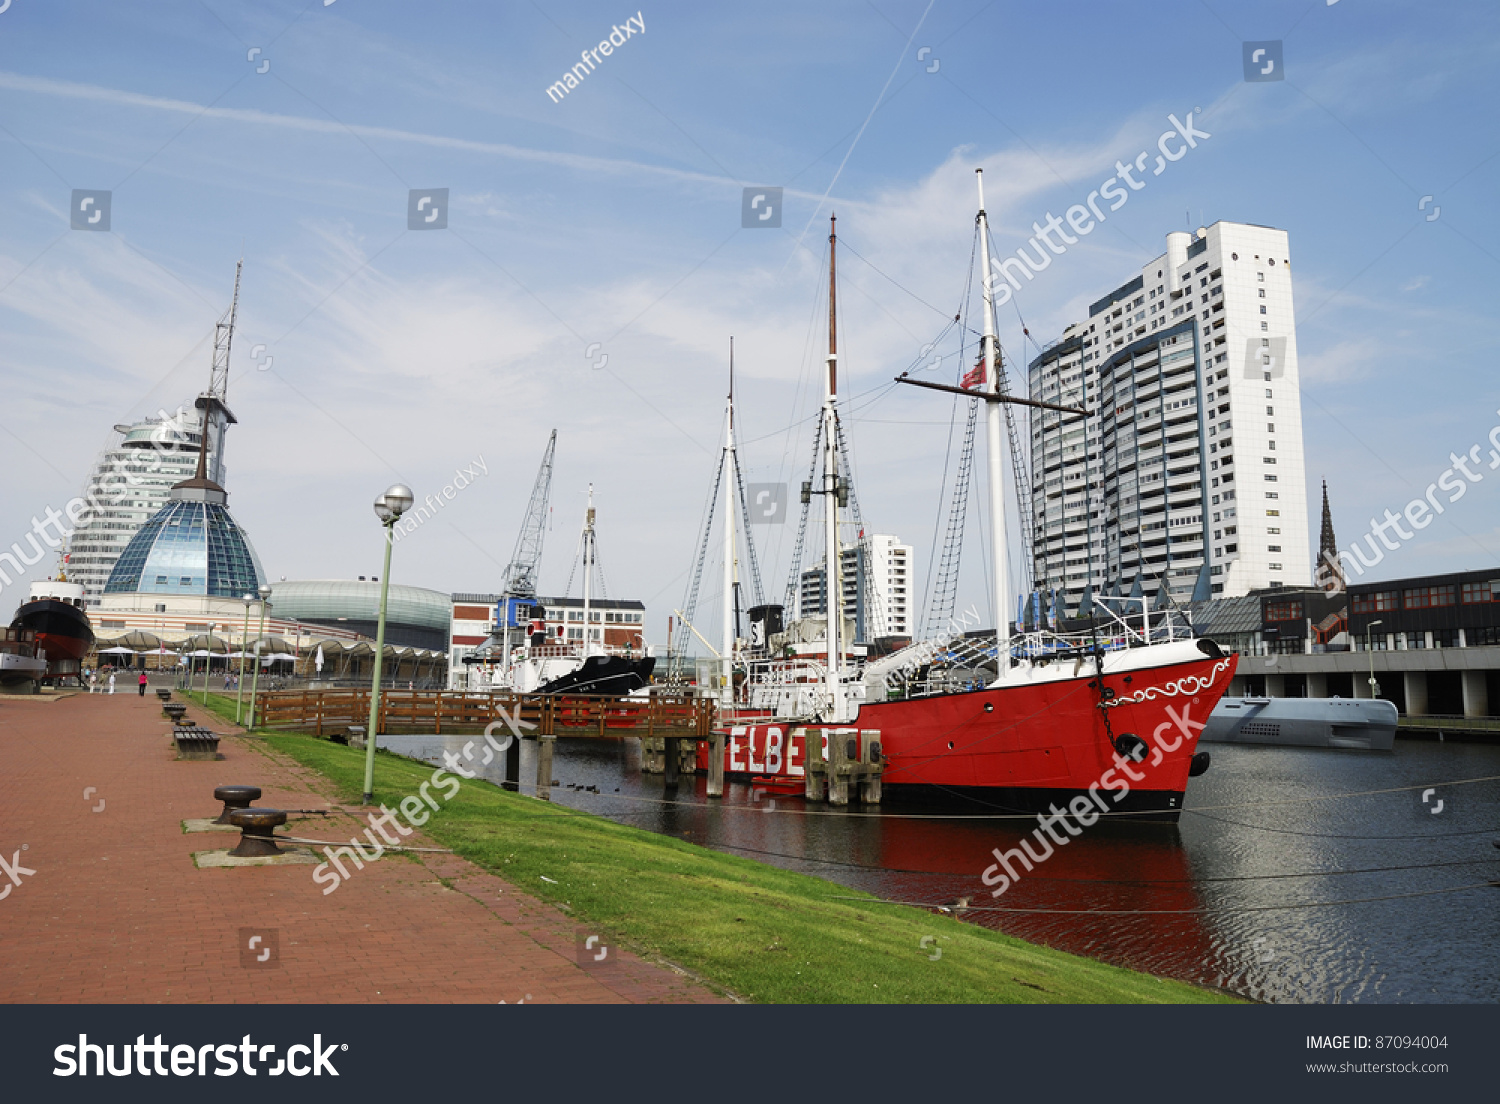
107, 671, 116, 694
138, 671, 149, 697
88, 669, 97, 693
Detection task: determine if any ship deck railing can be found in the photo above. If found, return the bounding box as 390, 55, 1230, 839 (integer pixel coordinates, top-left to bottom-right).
866, 600, 1198, 702
495, 642, 645, 663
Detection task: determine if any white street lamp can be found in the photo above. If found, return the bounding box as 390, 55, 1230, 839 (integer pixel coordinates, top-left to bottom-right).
363, 483, 413, 804
200, 622, 217, 704
247, 583, 272, 728
236, 594, 254, 724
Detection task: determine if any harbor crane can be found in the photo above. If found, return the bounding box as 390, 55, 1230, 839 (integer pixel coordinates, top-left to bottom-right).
503, 429, 557, 598
195, 258, 242, 487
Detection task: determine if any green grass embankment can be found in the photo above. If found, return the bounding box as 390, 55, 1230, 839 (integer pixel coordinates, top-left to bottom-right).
236, 716, 1239, 1005
187, 688, 247, 726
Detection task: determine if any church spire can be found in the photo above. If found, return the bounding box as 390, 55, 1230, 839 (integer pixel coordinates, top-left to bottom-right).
1318, 479, 1343, 591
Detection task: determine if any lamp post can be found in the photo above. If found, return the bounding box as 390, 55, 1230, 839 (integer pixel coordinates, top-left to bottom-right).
1365, 619, 1384, 699
363, 483, 414, 805
200, 622, 217, 705
235, 594, 254, 724
247, 584, 272, 729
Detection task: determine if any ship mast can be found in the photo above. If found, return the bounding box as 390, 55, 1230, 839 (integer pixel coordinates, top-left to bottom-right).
581, 485, 595, 658
823, 215, 845, 720
721, 340, 738, 712
975, 170, 1012, 661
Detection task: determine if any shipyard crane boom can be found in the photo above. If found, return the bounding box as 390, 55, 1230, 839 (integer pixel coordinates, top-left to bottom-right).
209, 258, 241, 403
194, 259, 242, 487
503, 429, 557, 597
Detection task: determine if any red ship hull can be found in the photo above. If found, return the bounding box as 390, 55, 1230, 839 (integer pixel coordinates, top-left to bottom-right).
706, 649, 1238, 818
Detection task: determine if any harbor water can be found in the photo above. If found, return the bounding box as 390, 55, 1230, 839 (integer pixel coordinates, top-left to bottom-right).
378, 733, 1500, 1003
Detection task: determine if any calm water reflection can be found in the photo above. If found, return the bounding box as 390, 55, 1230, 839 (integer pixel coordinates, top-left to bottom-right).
379, 733, 1500, 1003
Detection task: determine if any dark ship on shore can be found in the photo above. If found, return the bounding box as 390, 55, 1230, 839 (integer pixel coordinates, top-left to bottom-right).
10, 575, 95, 685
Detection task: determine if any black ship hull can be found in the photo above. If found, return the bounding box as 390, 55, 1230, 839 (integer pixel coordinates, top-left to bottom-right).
11, 599, 95, 678
537, 655, 655, 696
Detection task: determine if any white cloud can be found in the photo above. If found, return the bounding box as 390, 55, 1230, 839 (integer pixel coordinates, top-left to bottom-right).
1297, 335, 1387, 384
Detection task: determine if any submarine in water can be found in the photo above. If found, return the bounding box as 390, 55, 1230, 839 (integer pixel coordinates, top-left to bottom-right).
1201, 696, 1398, 751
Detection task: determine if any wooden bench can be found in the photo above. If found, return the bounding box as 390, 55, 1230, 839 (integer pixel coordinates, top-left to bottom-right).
173, 726, 221, 761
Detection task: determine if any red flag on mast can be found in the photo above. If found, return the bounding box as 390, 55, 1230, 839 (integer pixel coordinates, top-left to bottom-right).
960, 354, 986, 391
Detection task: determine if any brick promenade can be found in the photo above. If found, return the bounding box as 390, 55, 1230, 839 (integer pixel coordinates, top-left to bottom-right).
0, 690, 723, 1004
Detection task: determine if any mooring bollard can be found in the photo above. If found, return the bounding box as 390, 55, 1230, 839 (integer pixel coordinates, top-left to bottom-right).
861, 737, 883, 804
827, 732, 853, 806
801, 728, 883, 805
706, 731, 725, 798
536, 735, 555, 801
502, 730, 521, 791
663, 736, 681, 786
213, 784, 263, 825
801, 728, 827, 802
227, 807, 287, 858
639, 736, 662, 774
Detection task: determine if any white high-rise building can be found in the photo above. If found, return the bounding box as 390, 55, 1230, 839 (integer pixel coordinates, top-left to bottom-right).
858, 533, 913, 639
64, 403, 228, 608
798, 533, 914, 641
1027, 221, 1310, 610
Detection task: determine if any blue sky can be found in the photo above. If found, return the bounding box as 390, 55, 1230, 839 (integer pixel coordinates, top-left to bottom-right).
3, 0, 1499, 642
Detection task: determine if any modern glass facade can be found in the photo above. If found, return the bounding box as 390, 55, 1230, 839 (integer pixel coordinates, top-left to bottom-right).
66, 406, 225, 607
104, 500, 264, 598
267, 579, 453, 651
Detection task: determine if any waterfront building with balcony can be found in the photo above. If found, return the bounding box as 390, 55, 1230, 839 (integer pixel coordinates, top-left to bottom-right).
1028, 222, 1310, 612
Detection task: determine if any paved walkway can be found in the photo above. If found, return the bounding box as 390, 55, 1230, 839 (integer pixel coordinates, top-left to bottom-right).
0, 691, 722, 1004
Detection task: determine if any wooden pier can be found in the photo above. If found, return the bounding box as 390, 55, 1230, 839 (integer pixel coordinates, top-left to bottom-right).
253, 688, 714, 738
252, 688, 715, 800
251, 690, 884, 804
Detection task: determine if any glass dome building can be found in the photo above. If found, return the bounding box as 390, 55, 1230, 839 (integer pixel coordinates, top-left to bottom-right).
104, 497, 265, 598
67, 404, 227, 608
